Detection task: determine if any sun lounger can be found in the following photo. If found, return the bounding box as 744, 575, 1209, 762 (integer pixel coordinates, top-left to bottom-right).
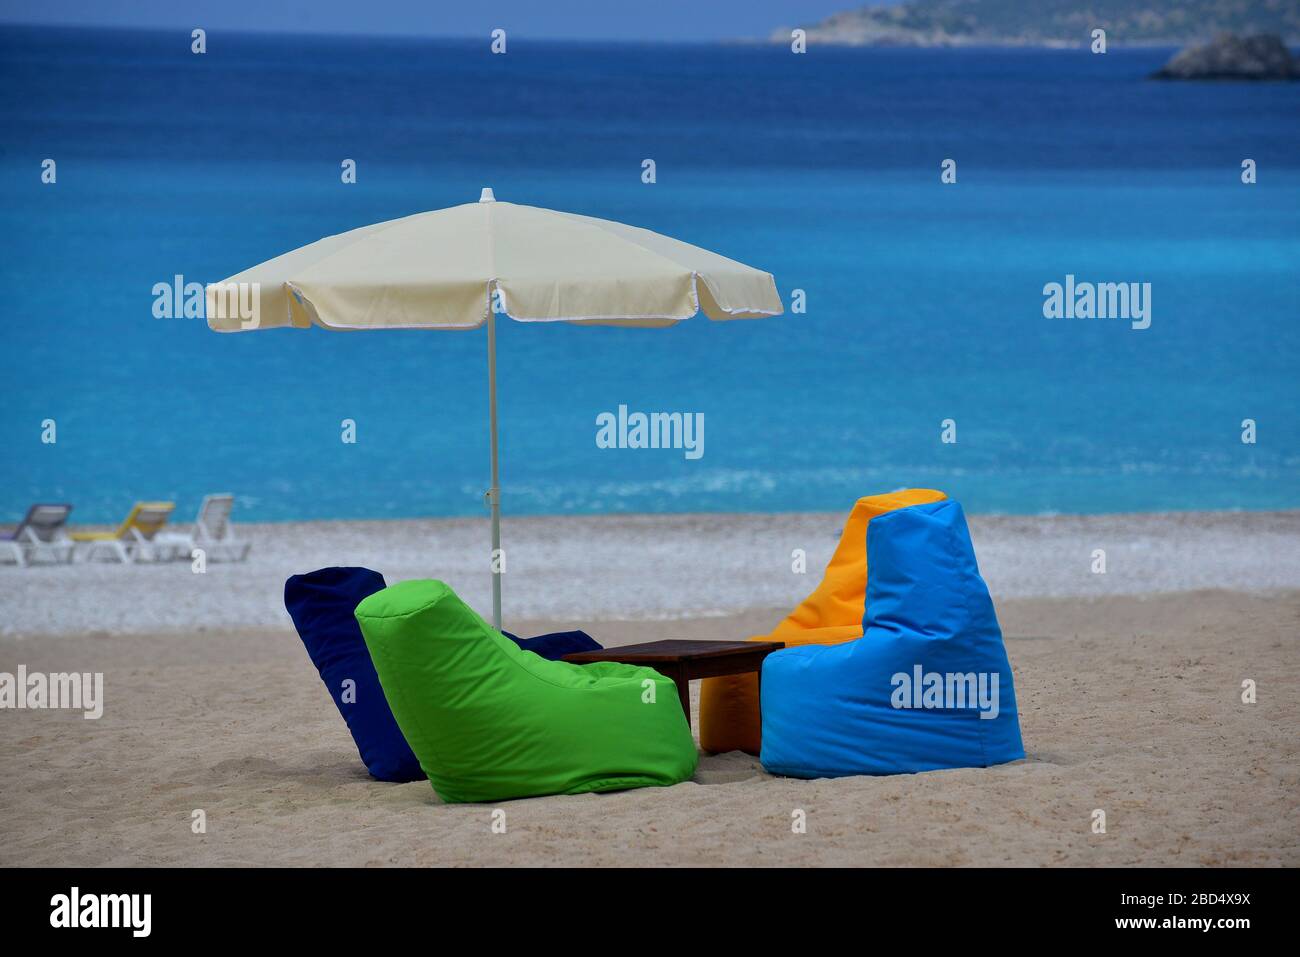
0, 503, 76, 566
156, 494, 251, 562
72, 501, 176, 563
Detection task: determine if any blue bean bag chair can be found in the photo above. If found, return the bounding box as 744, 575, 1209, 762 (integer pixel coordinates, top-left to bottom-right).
285, 567, 423, 783
760, 499, 1024, 778
503, 629, 602, 659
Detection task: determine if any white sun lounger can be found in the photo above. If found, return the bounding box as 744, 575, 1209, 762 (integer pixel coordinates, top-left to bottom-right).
156, 494, 251, 562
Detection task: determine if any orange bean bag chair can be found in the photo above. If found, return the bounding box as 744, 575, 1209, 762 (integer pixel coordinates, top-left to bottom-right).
698, 488, 947, 754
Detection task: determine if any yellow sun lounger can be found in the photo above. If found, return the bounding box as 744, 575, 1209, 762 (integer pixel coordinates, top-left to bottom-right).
699, 488, 947, 754
71, 501, 176, 563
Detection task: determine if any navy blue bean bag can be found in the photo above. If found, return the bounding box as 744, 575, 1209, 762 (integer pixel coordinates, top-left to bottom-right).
503, 629, 602, 659
285, 567, 423, 782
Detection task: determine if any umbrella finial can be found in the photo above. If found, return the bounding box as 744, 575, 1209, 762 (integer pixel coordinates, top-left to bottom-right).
479, 187, 496, 203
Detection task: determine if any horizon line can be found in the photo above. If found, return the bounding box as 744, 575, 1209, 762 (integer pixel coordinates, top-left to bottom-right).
0, 20, 1202, 50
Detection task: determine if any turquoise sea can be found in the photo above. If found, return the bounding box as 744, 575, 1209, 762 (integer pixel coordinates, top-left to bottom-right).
1, 27, 1297, 521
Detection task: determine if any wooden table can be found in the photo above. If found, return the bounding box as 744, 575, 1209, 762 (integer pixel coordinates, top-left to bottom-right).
563, 639, 785, 730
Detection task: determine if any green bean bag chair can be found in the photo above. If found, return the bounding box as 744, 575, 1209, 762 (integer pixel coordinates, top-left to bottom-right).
354, 579, 698, 803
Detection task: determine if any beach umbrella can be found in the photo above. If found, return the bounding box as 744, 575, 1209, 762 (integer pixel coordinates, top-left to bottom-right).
207, 188, 783, 629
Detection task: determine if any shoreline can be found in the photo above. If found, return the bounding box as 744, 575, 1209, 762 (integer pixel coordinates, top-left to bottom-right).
3, 508, 1299, 638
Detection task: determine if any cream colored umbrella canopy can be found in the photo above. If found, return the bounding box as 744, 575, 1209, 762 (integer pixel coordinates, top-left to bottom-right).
207, 188, 783, 627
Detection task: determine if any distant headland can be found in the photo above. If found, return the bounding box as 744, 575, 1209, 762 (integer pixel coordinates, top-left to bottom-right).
769, 0, 1300, 48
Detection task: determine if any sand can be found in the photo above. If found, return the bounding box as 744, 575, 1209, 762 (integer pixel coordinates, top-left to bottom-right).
1, 511, 1297, 866
0, 596, 1295, 866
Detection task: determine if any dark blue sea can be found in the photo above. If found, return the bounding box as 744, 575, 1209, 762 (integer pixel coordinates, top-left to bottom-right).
1, 26, 1297, 522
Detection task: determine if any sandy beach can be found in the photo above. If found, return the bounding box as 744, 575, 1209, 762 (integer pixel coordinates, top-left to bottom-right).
2, 510, 1298, 866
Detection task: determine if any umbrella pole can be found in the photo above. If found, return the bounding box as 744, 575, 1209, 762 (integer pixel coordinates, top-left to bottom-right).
486, 307, 503, 632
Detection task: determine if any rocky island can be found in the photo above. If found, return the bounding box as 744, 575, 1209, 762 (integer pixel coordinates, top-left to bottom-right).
1151, 33, 1299, 80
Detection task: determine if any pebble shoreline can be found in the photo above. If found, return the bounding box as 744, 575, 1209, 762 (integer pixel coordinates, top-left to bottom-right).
2, 509, 1297, 636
